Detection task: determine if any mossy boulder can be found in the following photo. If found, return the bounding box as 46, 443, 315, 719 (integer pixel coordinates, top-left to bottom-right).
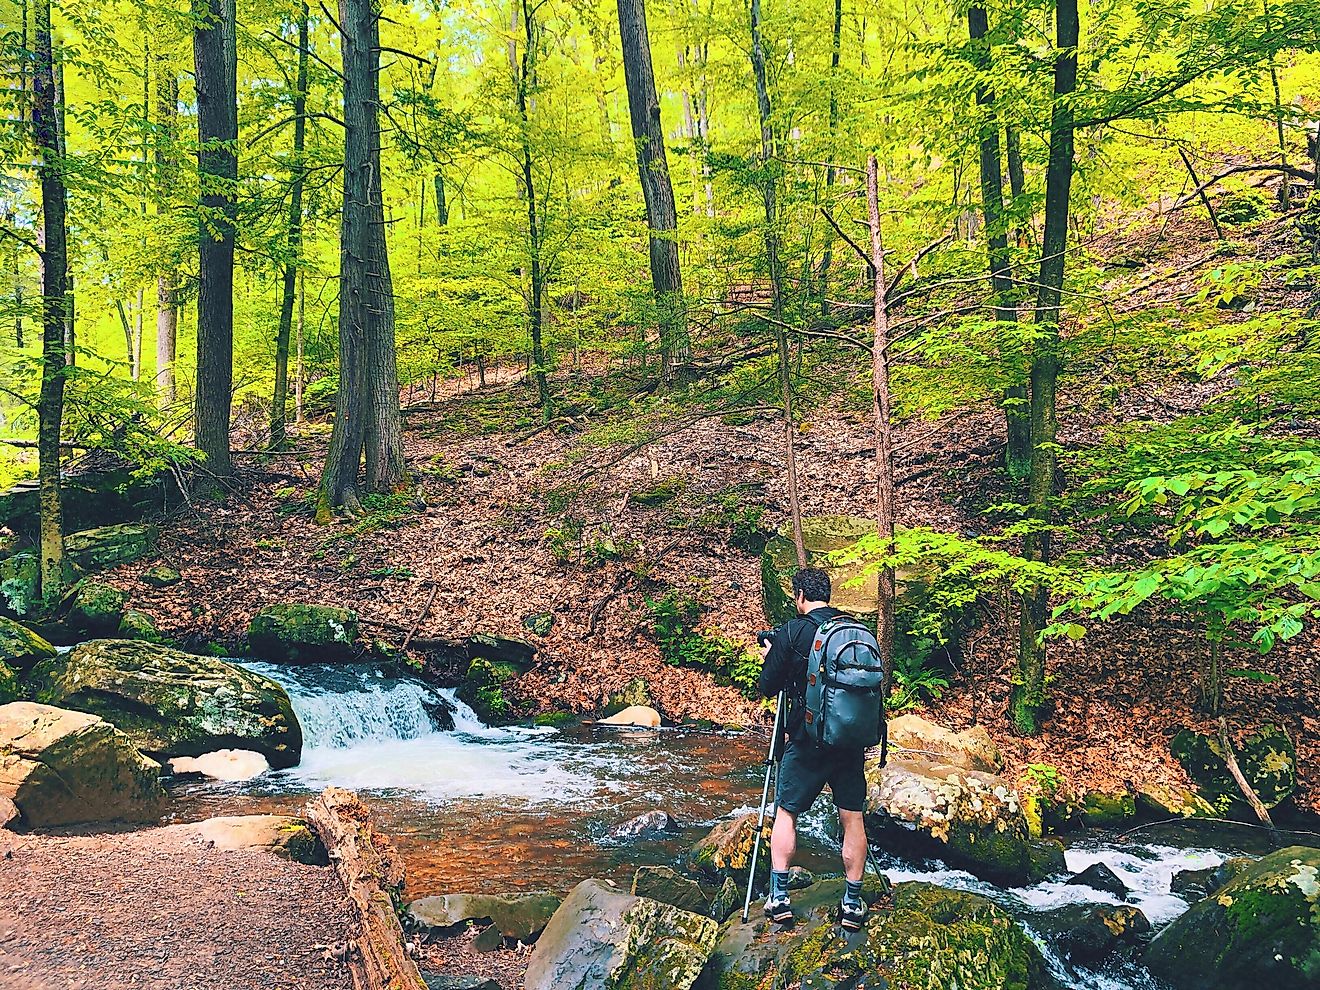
0, 663, 18, 705
0, 617, 56, 672
632, 866, 710, 916
524, 878, 719, 990
64, 524, 158, 572
407, 891, 563, 943
68, 581, 128, 636
1170, 725, 1296, 813
1079, 789, 1137, 827
865, 755, 1066, 886
688, 812, 771, 885
141, 565, 182, 589
1144, 846, 1320, 989
166, 814, 328, 865
1031, 903, 1150, 964
118, 609, 163, 643
699, 881, 1054, 990
455, 658, 521, 725
247, 603, 358, 663
1135, 782, 1219, 819
603, 678, 652, 717
29, 639, 302, 768
523, 611, 555, 637
760, 516, 970, 668
0, 701, 165, 827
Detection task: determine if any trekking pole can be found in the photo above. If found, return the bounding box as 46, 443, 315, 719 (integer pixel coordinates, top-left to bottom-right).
741, 690, 785, 923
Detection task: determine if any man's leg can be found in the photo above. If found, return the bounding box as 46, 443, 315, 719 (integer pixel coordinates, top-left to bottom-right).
770, 806, 797, 872
839, 809, 866, 882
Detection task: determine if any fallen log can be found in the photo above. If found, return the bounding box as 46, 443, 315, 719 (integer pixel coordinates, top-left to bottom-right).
306, 787, 426, 990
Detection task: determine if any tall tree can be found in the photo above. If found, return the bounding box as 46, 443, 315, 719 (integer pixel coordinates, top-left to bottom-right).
514, 0, 552, 418
317, 0, 407, 516
967, 6, 1031, 480
748, 0, 805, 567
269, 2, 309, 449
1011, 0, 1080, 736
817, 0, 843, 315
155, 50, 179, 408
193, 0, 237, 476
32, 0, 67, 603
616, 0, 689, 380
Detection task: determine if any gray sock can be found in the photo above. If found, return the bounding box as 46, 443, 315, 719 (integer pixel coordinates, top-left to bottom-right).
770, 870, 791, 899
843, 878, 864, 906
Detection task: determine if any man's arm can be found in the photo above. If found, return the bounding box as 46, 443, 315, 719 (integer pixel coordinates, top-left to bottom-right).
757, 622, 794, 698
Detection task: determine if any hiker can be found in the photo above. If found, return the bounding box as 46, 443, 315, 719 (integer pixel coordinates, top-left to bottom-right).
757, 567, 879, 930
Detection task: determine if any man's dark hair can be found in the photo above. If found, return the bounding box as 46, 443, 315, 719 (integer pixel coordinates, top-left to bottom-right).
792, 568, 831, 603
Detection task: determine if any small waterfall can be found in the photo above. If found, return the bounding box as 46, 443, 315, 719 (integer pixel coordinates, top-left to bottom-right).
241, 662, 470, 749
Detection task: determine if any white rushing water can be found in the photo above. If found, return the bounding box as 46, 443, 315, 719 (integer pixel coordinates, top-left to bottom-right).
241, 662, 614, 804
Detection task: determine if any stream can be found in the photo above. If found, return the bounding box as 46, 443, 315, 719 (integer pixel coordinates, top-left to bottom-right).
167, 663, 1291, 990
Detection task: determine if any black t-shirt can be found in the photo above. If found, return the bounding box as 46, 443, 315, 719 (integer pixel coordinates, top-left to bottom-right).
758, 606, 846, 739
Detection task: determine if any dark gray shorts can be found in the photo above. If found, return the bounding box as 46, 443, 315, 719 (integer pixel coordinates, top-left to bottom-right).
776, 737, 867, 814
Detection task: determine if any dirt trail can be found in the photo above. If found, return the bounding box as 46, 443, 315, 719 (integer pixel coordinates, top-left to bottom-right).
0, 827, 356, 990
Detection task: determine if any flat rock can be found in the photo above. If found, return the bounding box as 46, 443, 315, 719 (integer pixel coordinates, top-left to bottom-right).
169, 748, 270, 781
886, 713, 1003, 772
247, 603, 359, 663
0, 701, 164, 827
632, 866, 709, 915
597, 705, 661, 728
165, 814, 327, 865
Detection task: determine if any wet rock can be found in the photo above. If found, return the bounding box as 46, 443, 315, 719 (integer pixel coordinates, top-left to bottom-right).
169, 749, 270, 781
864, 754, 1066, 886
422, 692, 457, 732
598, 705, 661, 728
522, 611, 555, 637
1033, 903, 1150, 963
455, 658, 521, 726
699, 879, 1049, 990
0, 617, 56, 672
610, 810, 680, 841
886, 713, 1003, 772
407, 892, 562, 943
29, 639, 302, 769
1170, 858, 1252, 901
164, 814, 327, 865
1067, 862, 1130, 898
603, 678, 651, 717
706, 877, 741, 923
633, 866, 709, 915
467, 632, 535, 670
1079, 789, 1137, 827
118, 608, 162, 643
68, 581, 128, 636
688, 812, 770, 884
1135, 782, 1219, 819
140, 565, 182, 588
787, 866, 815, 890
1170, 725, 1296, 813
247, 603, 359, 663
0, 701, 165, 827
64, 524, 157, 572
1145, 845, 1320, 989
524, 878, 718, 990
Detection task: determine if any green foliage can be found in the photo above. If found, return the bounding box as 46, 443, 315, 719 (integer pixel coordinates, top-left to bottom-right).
645, 589, 762, 699
887, 654, 950, 712
1216, 190, 1270, 226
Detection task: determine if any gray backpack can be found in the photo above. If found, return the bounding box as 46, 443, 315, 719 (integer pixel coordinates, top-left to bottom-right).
802, 613, 887, 756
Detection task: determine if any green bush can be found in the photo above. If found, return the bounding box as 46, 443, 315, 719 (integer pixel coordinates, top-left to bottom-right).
645, 590, 761, 699
1216, 190, 1269, 226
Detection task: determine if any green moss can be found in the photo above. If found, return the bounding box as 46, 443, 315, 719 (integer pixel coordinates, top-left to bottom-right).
629, 475, 687, 507
534, 710, 576, 727
69, 581, 128, 634
0, 661, 19, 703
1080, 790, 1137, 827
119, 609, 163, 643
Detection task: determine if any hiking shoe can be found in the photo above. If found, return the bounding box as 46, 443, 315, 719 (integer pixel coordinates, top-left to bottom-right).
840, 899, 867, 931
764, 893, 793, 924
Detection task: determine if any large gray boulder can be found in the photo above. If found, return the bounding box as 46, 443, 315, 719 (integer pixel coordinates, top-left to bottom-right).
64, 524, 157, 572
524, 879, 718, 990
247, 603, 359, 663
1145, 846, 1320, 989
865, 754, 1065, 886
1170, 725, 1297, 813
29, 639, 302, 769
0, 701, 165, 827
406, 891, 562, 943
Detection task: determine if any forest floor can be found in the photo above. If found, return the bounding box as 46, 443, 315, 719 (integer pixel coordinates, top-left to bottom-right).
0, 825, 356, 990
105, 209, 1319, 819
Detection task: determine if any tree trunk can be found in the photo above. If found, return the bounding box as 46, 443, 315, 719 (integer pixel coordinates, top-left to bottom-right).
818, 0, 843, 316
193, 0, 237, 476
1006, 124, 1027, 247
516, 0, 552, 419
866, 156, 896, 679
748, 0, 805, 567
319, 0, 409, 515
1011, 0, 1079, 736
270, 3, 308, 450
55, 49, 72, 367
155, 65, 179, 408
295, 269, 305, 423
617, 0, 688, 379
967, 6, 1031, 481
433, 172, 449, 225
33, 0, 67, 605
